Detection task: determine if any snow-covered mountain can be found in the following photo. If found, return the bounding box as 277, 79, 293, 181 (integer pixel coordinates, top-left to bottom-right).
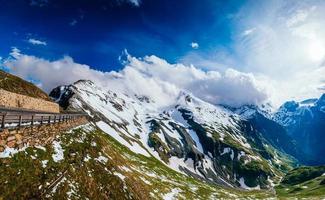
274, 94, 325, 165
50, 80, 298, 190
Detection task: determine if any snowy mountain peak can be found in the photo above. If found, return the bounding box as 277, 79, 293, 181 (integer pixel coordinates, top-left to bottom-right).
273, 94, 325, 165
50, 80, 299, 190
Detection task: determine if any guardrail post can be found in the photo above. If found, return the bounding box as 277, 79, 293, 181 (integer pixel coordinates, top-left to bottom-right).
54, 115, 56, 123
41, 116, 43, 125
18, 115, 22, 127
48, 116, 51, 124
1, 114, 6, 129
31, 115, 34, 126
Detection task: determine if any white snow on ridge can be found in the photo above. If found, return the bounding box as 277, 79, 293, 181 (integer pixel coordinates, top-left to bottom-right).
61, 80, 266, 187
96, 121, 150, 157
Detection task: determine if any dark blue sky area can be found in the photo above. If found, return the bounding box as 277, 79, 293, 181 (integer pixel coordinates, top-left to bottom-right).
0, 0, 244, 71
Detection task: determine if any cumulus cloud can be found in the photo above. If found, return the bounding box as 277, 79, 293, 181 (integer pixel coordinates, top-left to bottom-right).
125, 54, 270, 106
2, 48, 270, 107
28, 38, 47, 46
4, 48, 111, 93
190, 42, 199, 49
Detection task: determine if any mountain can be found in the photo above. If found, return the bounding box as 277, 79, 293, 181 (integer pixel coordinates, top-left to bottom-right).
274, 94, 325, 165
229, 104, 301, 161
0, 71, 323, 199
50, 80, 298, 190
0, 70, 51, 101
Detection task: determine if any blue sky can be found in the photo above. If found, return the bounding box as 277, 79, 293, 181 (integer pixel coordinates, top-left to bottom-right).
0, 0, 243, 71
1, 0, 325, 107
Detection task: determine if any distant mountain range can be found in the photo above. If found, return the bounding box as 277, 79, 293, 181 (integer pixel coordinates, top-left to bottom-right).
274, 94, 325, 165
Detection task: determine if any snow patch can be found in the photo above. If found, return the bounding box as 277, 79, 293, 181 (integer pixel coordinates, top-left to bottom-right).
42, 160, 49, 168
96, 121, 150, 157
0, 146, 27, 158
114, 172, 126, 181
163, 188, 180, 200
95, 155, 108, 164
52, 141, 64, 162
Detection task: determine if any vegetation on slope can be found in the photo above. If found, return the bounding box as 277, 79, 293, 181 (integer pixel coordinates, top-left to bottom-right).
0, 123, 324, 199
0, 70, 51, 101
276, 166, 325, 199
0, 124, 275, 199
281, 166, 325, 185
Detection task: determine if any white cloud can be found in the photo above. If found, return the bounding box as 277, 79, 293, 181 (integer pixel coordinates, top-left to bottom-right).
286, 9, 310, 27
178, 1, 325, 106
190, 42, 199, 49
242, 28, 256, 36
126, 54, 271, 106
28, 38, 47, 46
10, 47, 21, 58
3, 48, 270, 108
228, 1, 325, 104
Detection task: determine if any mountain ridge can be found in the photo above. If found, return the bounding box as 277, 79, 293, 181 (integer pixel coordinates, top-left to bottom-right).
274, 93, 325, 165
50, 79, 300, 190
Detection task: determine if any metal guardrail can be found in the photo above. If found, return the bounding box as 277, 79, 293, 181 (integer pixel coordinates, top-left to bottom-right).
0, 108, 87, 130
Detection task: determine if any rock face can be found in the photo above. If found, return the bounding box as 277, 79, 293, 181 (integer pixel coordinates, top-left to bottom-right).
232, 105, 301, 161
50, 80, 298, 190
274, 94, 325, 165
49, 85, 75, 110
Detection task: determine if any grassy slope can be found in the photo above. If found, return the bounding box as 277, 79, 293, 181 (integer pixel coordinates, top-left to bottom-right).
276, 166, 325, 199
0, 124, 275, 199
0, 70, 51, 101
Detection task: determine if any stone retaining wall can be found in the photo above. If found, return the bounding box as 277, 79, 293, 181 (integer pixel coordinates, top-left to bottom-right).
0, 116, 88, 152
0, 89, 59, 113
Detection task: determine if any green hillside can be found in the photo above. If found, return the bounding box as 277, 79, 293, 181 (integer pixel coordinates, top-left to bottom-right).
0, 124, 275, 199
0, 122, 324, 199
0, 70, 51, 101
276, 166, 325, 199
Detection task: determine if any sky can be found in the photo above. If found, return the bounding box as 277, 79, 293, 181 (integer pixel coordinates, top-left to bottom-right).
0, 0, 325, 108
